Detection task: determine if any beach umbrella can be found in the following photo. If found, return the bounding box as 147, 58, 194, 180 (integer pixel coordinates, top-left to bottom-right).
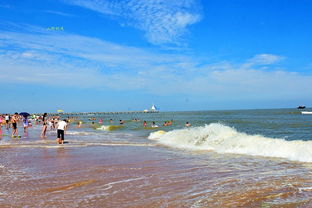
19, 112, 30, 117
57, 109, 64, 113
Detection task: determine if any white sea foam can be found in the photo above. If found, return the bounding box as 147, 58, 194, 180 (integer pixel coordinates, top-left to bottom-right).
65, 131, 94, 136
96, 125, 110, 131
148, 123, 312, 162
298, 187, 312, 192
0, 141, 152, 148
96, 125, 124, 131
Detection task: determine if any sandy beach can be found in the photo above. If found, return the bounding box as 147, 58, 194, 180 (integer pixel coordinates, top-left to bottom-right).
1, 109, 312, 207
1, 144, 312, 207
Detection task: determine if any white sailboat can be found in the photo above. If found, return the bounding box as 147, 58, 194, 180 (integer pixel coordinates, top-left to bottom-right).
151, 105, 158, 111
144, 105, 159, 112
302, 111, 312, 115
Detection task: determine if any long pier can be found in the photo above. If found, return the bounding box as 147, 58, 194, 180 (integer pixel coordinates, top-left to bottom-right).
48, 111, 159, 116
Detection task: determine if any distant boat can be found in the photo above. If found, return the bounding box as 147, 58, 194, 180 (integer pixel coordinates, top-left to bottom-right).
297, 105, 306, 109
151, 105, 158, 111
302, 111, 312, 115
144, 105, 159, 112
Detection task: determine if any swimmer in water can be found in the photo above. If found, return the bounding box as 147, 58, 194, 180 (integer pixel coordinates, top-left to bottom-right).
77, 121, 82, 128
151, 121, 158, 128
185, 122, 191, 127
167, 120, 173, 126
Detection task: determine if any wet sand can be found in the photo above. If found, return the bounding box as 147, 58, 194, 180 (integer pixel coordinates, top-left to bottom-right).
1, 143, 312, 208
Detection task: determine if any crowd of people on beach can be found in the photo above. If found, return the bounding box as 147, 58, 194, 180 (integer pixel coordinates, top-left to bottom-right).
0, 113, 69, 144
0, 113, 192, 144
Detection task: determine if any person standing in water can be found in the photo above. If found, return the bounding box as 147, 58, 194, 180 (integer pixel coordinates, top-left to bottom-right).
0, 115, 3, 135
11, 113, 19, 138
77, 121, 82, 128
56, 119, 67, 144
41, 113, 48, 138
23, 116, 29, 133
5, 114, 10, 130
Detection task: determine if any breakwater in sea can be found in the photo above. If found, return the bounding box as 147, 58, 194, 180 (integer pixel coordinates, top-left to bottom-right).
38, 110, 159, 116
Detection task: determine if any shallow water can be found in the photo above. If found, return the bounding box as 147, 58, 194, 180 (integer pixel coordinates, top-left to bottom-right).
1, 108, 312, 207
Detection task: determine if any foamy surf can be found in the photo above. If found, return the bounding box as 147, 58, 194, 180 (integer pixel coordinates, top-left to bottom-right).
148, 123, 312, 163
96, 125, 124, 131
65, 131, 95, 136
0, 141, 154, 148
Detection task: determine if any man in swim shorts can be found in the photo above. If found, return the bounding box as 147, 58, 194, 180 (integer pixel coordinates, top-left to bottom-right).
56, 119, 67, 144
11, 113, 19, 138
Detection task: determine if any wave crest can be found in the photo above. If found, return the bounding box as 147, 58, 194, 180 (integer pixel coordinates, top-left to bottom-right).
96, 125, 124, 131
148, 123, 312, 162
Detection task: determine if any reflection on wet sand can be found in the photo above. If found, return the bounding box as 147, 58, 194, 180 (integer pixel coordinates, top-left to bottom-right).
40, 179, 96, 193
1, 145, 312, 208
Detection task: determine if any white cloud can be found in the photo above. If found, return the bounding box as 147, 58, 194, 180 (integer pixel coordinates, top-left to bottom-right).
21, 52, 34, 58
0, 25, 189, 88
243, 54, 284, 68
1, 25, 312, 102
64, 0, 202, 45
0, 28, 179, 69
65, 0, 117, 15
43, 10, 76, 17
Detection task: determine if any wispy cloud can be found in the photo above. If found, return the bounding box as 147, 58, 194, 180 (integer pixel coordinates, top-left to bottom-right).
64, 0, 203, 45
250, 54, 284, 65
242, 54, 284, 68
0, 24, 188, 87
43, 10, 76, 17
1, 23, 312, 101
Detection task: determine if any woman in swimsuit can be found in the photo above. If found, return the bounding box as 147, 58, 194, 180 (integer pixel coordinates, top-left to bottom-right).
41, 113, 48, 138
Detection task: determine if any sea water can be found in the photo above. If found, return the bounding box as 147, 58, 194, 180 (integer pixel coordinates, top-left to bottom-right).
0, 108, 311, 207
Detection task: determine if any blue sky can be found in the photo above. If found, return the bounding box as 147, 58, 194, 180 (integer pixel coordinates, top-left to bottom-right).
1, 0, 312, 112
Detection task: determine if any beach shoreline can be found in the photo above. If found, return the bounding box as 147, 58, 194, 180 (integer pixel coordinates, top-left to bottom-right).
1, 109, 312, 207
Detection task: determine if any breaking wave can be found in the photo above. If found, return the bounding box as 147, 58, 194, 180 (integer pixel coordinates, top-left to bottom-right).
96, 125, 124, 131
148, 123, 312, 162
